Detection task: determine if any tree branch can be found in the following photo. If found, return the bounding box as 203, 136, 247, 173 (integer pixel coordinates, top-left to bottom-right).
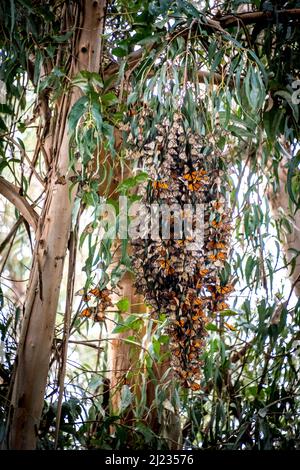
104, 8, 300, 82
0, 177, 39, 232
218, 8, 300, 28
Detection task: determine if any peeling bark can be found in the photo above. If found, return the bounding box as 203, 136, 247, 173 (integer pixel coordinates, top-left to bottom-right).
108, 270, 182, 449
104, 136, 182, 449
108, 271, 146, 412
266, 156, 300, 297
7, 0, 106, 450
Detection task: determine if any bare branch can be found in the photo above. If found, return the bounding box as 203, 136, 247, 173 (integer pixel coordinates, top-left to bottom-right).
219, 8, 300, 28
0, 176, 39, 232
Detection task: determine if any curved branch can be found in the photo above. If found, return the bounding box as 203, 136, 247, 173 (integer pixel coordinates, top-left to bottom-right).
0, 176, 39, 232
104, 8, 300, 81
104, 48, 224, 85
219, 8, 300, 28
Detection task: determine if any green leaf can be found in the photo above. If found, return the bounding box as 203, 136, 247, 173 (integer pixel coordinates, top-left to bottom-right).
0, 160, 9, 174
68, 96, 88, 132
245, 256, 256, 284
91, 102, 102, 132
275, 90, 299, 121
0, 103, 13, 115
135, 171, 148, 183
205, 323, 218, 332
219, 309, 239, 317
112, 315, 142, 334
112, 47, 128, 57
116, 172, 148, 193
127, 91, 138, 105
52, 31, 73, 43
135, 423, 154, 444
287, 151, 300, 207
88, 374, 103, 391
0, 117, 8, 131
120, 385, 133, 412
116, 298, 130, 312
137, 33, 161, 47
228, 124, 254, 139
101, 92, 118, 107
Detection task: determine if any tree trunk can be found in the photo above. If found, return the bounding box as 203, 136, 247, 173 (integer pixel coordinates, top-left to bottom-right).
7, 0, 106, 450
108, 271, 146, 411
266, 156, 300, 296
108, 271, 182, 449
104, 142, 182, 448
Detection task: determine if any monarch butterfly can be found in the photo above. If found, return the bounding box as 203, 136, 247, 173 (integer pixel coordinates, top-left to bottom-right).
190, 382, 201, 391
76, 288, 85, 296
207, 241, 226, 250
208, 252, 227, 261
79, 308, 93, 318
94, 311, 105, 322
183, 169, 207, 181
199, 268, 210, 277
211, 200, 224, 211
82, 294, 91, 302
215, 242, 227, 249
216, 301, 229, 310
211, 219, 231, 232
128, 107, 137, 116
179, 370, 188, 379
183, 173, 193, 181
160, 260, 169, 268
160, 260, 175, 275
89, 288, 102, 297
207, 285, 215, 292
224, 322, 236, 331
216, 284, 234, 295
211, 219, 221, 228
152, 181, 169, 189
188, 182, 202, 191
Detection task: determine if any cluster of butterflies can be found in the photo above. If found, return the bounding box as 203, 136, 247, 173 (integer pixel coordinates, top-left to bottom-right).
128, 109, 234, 390
78, 288, 112, 323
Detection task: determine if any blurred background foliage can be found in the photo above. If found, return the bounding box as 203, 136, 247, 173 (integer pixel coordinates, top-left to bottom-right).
0, 0, 300, 450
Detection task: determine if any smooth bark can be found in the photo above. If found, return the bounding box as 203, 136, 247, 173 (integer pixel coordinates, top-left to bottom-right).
7, 0, 106, 449
267, 156, 300, 297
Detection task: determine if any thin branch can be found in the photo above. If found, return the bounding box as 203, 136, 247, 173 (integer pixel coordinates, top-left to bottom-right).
219, 8, 300, 28
0, 176, 39, 232
104, 8, 300, 83
54, 222, 78, 449
6, 136, 46, 188
0, 217, 23, 253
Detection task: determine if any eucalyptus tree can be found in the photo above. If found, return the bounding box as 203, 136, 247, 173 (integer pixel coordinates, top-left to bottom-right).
0, 0, 300, 450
